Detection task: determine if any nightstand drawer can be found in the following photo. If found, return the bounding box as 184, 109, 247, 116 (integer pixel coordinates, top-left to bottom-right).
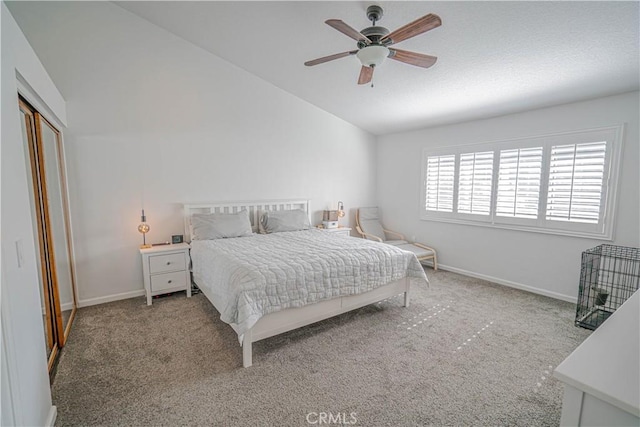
319, 227, 352, 237
150, 271, 187, 293
149, 252, 186, 274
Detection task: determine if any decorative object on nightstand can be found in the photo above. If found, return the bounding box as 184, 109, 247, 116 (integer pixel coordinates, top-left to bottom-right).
139, 243, 191, 306
323, 201, 346, 229
137, 209, 151, 249
322, 209, 339, 229
172, 234, 184, 244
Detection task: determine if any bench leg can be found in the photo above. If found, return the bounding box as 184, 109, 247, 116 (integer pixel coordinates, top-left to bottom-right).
404, 291, 410, 308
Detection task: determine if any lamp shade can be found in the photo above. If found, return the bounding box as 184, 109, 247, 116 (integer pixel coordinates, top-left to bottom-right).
356, 45, 389, 67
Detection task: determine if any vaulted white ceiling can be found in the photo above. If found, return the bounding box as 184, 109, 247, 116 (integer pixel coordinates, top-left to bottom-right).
19, 1, 640, 135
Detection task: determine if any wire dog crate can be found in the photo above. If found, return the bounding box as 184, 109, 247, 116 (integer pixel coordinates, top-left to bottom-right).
575, 245, 640, 330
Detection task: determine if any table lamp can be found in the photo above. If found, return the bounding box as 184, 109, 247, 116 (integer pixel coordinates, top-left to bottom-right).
138, 209, 151, 249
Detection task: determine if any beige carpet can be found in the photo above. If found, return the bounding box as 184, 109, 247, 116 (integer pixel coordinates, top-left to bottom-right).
52, 269, 590, 426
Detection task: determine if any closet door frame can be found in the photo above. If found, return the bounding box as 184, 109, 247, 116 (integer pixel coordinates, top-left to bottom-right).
19, 97, 77, 373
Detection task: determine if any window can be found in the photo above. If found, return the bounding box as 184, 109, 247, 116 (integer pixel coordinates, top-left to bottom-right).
458, 151, 493, 216
424, 155, 455, 212
420, 126, 623, 239
546, 142, 607, 224
496, 147, 542, 219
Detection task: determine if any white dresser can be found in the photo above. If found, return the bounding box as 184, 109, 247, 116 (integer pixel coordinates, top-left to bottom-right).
554, 290, 639, 426
140, 243, 191, 306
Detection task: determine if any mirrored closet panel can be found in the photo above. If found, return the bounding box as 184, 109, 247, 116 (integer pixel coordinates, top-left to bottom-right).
19, 97, 77, 376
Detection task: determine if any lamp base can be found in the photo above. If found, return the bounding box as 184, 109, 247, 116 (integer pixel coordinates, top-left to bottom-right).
139, 244, 152, 249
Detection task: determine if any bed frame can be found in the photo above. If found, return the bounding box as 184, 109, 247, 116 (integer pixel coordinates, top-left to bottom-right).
183, 200, 411, 367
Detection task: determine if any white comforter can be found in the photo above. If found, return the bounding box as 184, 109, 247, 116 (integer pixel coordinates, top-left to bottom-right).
190, 229, 428, 338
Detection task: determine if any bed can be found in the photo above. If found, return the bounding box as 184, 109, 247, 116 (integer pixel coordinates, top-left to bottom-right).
184, 200, 428, 367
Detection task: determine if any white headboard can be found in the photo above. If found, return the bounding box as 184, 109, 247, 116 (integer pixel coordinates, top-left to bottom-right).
183, 199, 310, 242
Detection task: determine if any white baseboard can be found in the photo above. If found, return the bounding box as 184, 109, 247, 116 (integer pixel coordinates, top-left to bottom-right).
436, 263, 577, 304
78, 289, 145, 308
46, 405, 57, 427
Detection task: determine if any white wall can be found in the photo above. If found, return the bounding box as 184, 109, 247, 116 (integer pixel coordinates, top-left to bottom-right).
1, 3, 68, 426
378, 91, 640, 301
7, 2, 377, 306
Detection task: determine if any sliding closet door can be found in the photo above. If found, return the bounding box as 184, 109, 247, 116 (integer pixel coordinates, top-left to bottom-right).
19, 98, 77, 374
19, 104, 57, 363
36, 114, 77, 337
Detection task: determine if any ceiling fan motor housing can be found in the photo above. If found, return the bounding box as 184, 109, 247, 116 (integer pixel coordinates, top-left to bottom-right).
361, 26, 390, 42
358, 26, 390, 50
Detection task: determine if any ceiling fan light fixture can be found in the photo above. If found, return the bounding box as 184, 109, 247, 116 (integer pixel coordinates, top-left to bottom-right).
356, 45, 389, 67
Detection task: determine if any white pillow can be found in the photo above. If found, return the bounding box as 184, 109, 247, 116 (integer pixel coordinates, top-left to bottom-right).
191, 210, 253, 240
261, 209, 311, 233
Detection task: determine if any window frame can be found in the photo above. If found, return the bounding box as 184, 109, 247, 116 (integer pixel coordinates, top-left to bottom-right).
420, 125, 624, 240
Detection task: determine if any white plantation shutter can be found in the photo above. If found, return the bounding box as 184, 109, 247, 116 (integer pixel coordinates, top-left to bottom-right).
425, 155, 455, 212
421, 126, 620, 239
496, 147, 543, 219
546, 141, 607, 224
457, 151, 493, 215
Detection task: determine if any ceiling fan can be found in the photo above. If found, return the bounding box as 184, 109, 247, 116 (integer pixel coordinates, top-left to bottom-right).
304, 5, 442, 86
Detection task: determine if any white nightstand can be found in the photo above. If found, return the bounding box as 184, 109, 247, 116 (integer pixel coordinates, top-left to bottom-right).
140, 243, 191, 306
319, 227, 352, 237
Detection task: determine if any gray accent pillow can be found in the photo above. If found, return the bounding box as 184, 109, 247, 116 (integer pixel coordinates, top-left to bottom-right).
261, 209, 311, 233
191, 210, 253, 240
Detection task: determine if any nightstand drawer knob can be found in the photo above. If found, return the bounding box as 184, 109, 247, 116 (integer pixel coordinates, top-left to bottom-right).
168, 280, 172, 284
166, 261, 171, 265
